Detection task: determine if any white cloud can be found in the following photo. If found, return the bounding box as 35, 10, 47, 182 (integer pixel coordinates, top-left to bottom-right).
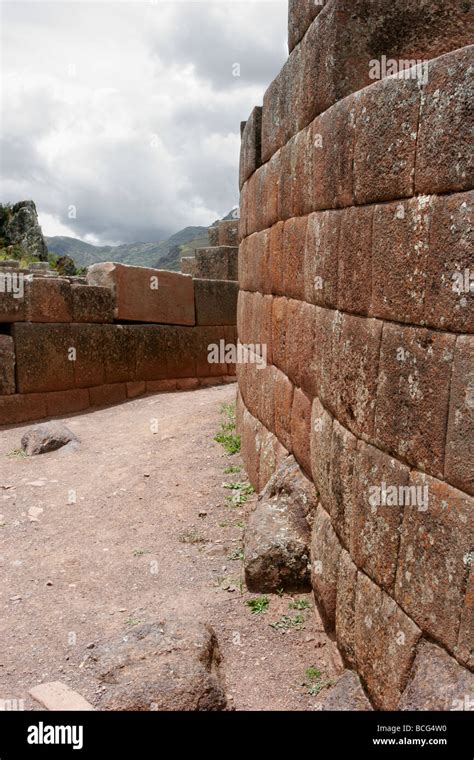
0, 0, 287, 243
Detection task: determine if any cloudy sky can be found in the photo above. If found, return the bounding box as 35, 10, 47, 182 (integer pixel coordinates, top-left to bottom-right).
0, 0, 287, 244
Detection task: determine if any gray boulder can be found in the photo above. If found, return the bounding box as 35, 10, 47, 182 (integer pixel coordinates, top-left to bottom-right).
318, 670, 373, 711
244, 455, 317, 592
1, 200, 48, 261
88, 620, 227, 711
21, 422, 79, 456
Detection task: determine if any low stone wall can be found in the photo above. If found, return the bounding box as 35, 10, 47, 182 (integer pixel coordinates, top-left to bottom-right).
181, 219, 239, 280
0, 262, 238, 426
237, 0, 473, 710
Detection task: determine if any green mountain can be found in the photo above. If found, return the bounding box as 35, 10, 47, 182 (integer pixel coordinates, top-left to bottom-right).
46, 226, 210, 270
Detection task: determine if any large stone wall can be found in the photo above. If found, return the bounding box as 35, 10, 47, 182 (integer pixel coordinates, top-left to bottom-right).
0, 263, 237, 426
237, 0, 473, 709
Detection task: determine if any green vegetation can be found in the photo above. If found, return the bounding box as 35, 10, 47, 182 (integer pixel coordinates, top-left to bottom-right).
304, 666, 334, 696
289, 599, 311, 610
214, 402, 241, 455
227, 547, 244, 561
224, 464, 242, 474
270, 614, 305, 631
6, 448, 27, 459
245, 596, 269, 614
178, 528, 207, 545
223, 481, 254, 505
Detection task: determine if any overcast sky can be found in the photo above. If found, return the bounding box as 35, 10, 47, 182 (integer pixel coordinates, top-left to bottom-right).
0, 0, 287, 244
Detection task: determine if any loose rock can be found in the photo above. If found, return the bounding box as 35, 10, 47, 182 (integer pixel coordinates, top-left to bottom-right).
21, 422, 79, 456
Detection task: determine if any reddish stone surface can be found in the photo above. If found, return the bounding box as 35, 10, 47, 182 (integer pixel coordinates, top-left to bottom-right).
135, 326, 168, 382
310, 397, 333, 514
13, 323, 75, 393
0, 334, 15, 395
311, 504, 343, 629
332, 314, 382, 439
146, 379, 177, 393
312, 307, 340, 411
456, 566, 474, 669
288, 0, 324, 53
239, 106, 262, 190
238, 231, 270, 294
168, 327, 198, 379
277, 138, 297, 223
89, 383, 127, 408
292, 126, 314, 217
70, 324, 106, 389
0, 285, 27, 322
194, 279, 238, 326
445, 335, 474, 495
328, 420, 357, 549
286, 300, 316, 397
0, 393, 47, 426
395, 471, 474, 655
374, 323, 456, 478
274, 367, 294, 452
304, 210, 340, 308
126, 381, 146, 399
399, 640, 474, 711
103, 325, 138, 385
416, 47, 474, 195
87, 263, 195, 326
353, 74, 421, 205
310, 98, 355, 211
424, 191, 474, 333
336, 549, 358, 668
354, 571, 421, 711
282, 216, 308, 301
218, 220, 239, 247
259, 363, 276, 432
271, 296, 289, 375
45, 389, 90, 417
337, 205, 374, 316
194, 247, 238, 281
240, 405, 262, 490
371, 197, 433, 325
351, 441, 409, 594
175, 378, 200, 391
26, 277, 73, 323
268, 222, 285, 297
71, 284, 115, 323
290, 387, 312, 477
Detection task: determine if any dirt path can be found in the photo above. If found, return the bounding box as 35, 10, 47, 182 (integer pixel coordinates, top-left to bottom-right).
0, 384, 342, 711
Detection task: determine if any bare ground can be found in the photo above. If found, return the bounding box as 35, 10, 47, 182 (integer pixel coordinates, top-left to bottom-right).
0, 383, 342, 711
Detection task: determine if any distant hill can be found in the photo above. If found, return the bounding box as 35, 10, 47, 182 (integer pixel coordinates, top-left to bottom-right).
46, 225, 210, 270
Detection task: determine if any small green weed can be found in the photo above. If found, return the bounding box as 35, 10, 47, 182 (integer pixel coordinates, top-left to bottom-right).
245, 596, 269, 614
289, 599, 311, 610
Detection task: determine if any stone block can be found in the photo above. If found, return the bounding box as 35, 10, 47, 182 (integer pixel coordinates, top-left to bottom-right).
194, 279, 238, 326
351, 440, 410, 594
194, 247, 238, 281
290, 387, 312, 477
424, 191, 474, 333
288, 0, 324, 53
0, 393, 47, 426
395, 471, 474, 654
328, 420, 357, 548
13, 323, 75, 393
335, 550, 358, 669
445, 335, 474, 495
337, 205, 374, 316
416, 47, 474, 194
135, 325, 169, 381
271, 296, 289, 375
311, 504, 343, 629
70, 324, 106, 388
26, 277, 73, 322
126, 381, 146, 399
239, 106, 262, 190
319, 670, 373, 711
374, 323, 456, 478
45, 389, 90, 417
71, 284, 115, 323
87, 262, 195, 325
310, 97, 355, 211
282, 216, 308, 301
103, 325, 138, 384
332, 314, 383, 439
304, 210, 341, 308
0, 274, 27, 322
268, 222, 285, 297
167, 326, 198, 379
310, 397, 333, 510
0, 334, 15, 395
286, 300, 316, 397
180, 257, 197, 277
371, 197, 434, 325
353, 74, 421, 204
399, 640, 474, 711
29, 681, 94, 711
354, 571, 421, 710
89, 383, 127, 408
218, 220, 239, 247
